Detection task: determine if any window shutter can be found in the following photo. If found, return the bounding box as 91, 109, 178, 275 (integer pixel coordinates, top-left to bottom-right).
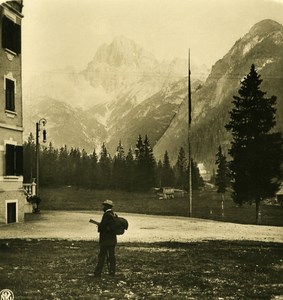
2, 16, 13, 50
2, 16, 21, 54
16, 146, 23, 176
5, 144, 15, 176
2, 16, 9, 49
14, 24, 21, 54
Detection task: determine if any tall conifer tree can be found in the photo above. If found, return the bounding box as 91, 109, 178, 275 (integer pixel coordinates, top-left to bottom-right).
225, 64, 282, 223
79, 149, 90, 188
215, 145, 230, 216
174, 147, 187, 190
143, 135, 156, 190
190, 159, 204, 190
215, 145, 230, 194
69, 148, 81, 186
112, 140, 126, 189
134, 134, 156, 191
98, 143, 112, 189
90, 148, 98, 189
156, 160, 163, 188
23, 133, 36, 183
125, 147, 136, 191
161, 150, 175, 187
58, 145, 69, 186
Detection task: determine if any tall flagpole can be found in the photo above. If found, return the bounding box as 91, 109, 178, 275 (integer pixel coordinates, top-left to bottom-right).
188, 49, 193, 217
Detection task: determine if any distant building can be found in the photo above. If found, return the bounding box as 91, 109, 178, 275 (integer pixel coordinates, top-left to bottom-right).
197, 162, 210, 182
154, 187, 185, 199
0, 1, 30, 224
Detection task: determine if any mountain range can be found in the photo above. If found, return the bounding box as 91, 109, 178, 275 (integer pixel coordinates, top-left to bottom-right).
23, 19, 283, 174
23, 36, 207, 153
154, 19, 283, 171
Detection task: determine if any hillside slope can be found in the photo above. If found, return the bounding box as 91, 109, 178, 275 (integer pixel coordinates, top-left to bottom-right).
154, 19, 283, 171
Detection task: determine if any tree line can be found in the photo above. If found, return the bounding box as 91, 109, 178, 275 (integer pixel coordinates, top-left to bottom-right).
23, 134, 204, 192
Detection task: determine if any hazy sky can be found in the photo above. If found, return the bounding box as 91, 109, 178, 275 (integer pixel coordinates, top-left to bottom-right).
13, 0, 283, 79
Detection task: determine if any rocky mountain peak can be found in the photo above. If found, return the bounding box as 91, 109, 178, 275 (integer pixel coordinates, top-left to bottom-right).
216, 19, 283, 68
248, 19, 283, 37
93, 36, 155, 68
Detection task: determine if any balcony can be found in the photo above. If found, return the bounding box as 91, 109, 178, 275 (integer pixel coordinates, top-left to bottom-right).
23, 180, 37, 213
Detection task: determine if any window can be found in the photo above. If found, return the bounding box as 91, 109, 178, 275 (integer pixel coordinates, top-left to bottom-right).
5, 144, 23, 176
2, 15, 21, 54
5, 78, 15, 111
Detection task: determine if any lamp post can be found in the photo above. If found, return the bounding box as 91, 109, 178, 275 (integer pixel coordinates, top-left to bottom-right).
36, 118, 47, 196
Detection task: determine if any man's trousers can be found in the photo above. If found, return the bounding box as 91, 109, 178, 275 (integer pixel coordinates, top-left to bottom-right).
94, 245, 116, 275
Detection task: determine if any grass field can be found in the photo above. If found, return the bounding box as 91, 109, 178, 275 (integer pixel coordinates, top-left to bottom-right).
0, 239, 282, 299
39, 186, 283, 226
2, 187, 281, 299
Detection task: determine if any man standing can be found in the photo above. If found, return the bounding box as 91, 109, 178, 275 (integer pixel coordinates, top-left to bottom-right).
89, 200, 117, 277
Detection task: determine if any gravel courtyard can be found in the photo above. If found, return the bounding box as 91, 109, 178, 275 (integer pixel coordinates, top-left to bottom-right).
0, 210, 282, 243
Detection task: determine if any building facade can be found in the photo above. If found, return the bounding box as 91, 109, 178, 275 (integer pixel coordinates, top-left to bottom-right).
0, 0, 29, 224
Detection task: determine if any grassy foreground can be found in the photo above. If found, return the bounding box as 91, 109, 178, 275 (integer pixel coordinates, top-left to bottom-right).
39, 186, 283, 226
0, 239, 282, 299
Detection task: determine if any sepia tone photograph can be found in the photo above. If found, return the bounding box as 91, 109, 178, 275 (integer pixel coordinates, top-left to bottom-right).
0, 0, 283, 298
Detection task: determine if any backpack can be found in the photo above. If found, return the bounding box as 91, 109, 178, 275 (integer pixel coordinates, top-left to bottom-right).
113, 214, 128, 235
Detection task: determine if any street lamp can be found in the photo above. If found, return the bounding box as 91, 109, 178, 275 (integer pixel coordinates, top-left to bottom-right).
36, 118, 47, 196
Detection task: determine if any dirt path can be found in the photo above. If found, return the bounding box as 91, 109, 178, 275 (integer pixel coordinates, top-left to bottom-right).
0, 210, 282, 243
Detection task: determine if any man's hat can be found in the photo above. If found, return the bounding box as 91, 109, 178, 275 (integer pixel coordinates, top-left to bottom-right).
102, 199, 113, 207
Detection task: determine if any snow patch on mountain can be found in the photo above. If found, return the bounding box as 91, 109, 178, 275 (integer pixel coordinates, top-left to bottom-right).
273, 31, 283, 45
95, 104, 114, 128
242, 35, 263, 55
257, 58, 276, 70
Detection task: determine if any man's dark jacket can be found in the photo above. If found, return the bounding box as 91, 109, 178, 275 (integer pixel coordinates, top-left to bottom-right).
97, 209, 117, 246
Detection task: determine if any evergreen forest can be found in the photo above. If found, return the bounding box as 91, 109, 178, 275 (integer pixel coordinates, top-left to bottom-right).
23, 134, 204, 192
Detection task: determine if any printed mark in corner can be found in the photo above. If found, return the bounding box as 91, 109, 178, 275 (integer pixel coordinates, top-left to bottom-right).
0, 289, 14, 300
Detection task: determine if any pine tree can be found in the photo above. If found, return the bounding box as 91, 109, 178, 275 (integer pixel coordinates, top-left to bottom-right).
42, 142, 58, 186
79, 149, 91, 188
156, 160, 163, 188
69, 148, 81, 186
112, 140, 127, 190
23, 133, 36, 183
191, 159, 204, 190
134, 134, 156, 191
210, 168, 216, 185
89, 148, 98, 189
135, 134, 144, 161
57, 145, 70, 186
98, 143, 112, 189
134, 134, 145, 191
161, 150, 175, 187
215, 146, 230, 194
174, 147, 204, 191
39, 145, 48, 186
225, 64, 283, 223
215, 145, 230, 217
174, 147, 187, 190
125, 147, 136, 191
142, 135, 156, 190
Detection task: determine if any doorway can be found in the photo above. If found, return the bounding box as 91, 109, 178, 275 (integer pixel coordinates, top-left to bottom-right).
7, 202, 17, 223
